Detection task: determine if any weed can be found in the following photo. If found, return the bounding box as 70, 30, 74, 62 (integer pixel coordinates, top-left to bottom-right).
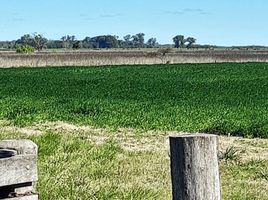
219, 146, 241, 162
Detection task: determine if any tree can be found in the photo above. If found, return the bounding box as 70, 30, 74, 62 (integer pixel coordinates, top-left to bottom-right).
32, 33, 48, 51
117, 39, 125, 48
173, 35, 185, 48
19, 34, 32, 45
137, 33, 145, 47
132, 33, 145, 48
185, 37, 196, 48
82, 37, 92, 48
173, 35, 197, 48
90, 35, 119, 48
16, 33, 48, 51
0, 41, 16, 49
72, 41, 82, 49
123, 34, 132, 48
146, 38, 158, 48
16, 34, 32, 46
123, 35, 131, 42
47, 40, 63, 49
61, 35, 76, 48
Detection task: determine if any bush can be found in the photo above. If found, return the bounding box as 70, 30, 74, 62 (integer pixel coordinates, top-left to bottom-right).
16, 45, 35, 54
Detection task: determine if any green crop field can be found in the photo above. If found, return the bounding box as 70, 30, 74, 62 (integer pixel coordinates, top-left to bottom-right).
1, 63, 268, 138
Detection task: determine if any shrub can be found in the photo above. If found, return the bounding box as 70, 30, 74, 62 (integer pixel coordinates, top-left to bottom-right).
16, 45, 35, 54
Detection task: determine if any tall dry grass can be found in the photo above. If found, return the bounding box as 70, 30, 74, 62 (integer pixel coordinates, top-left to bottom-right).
1, 50, 268, 67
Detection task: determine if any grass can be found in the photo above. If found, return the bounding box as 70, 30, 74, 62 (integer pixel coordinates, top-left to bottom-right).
1, 63, 268, 199
221, 159, 268, 200
0, 123, 267, 200
0, 63, 268, 137
1, 50, 268, 67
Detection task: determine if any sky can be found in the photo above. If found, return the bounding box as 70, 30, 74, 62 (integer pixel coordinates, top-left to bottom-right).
0, 0, 267, 46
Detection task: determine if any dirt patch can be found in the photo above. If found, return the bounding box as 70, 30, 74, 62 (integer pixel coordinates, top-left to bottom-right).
0, 126, 42, 136
0, 121, 267, 161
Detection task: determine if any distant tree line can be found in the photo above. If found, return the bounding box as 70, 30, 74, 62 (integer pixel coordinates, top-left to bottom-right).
0, 33, 197, 51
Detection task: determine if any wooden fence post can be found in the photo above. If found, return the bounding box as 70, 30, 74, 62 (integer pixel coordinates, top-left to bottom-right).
169, 134, 221, 200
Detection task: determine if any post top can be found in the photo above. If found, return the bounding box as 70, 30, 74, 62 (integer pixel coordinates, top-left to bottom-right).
169, 133, 218, 138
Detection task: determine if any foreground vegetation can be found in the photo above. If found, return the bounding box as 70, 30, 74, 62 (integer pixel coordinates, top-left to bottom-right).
0, 122, 267, 199
0, 63, 267, 199
0, 63, 268, 137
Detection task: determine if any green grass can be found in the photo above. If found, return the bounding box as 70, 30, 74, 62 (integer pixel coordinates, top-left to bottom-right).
1, 63, 268, 137
0, 128, 267, 200
1, 63, 267, 199
0, 132, 168, 200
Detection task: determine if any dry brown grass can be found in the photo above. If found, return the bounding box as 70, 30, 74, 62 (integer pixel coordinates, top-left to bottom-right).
1, 120, 267, 157
1, 50, 268, 67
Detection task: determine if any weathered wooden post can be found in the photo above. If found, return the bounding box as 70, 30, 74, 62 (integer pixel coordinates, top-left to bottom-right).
0, 140, 38, 200
169, 134, 221, 200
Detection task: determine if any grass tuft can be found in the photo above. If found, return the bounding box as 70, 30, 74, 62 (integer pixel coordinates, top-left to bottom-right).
219, 146, 241, 163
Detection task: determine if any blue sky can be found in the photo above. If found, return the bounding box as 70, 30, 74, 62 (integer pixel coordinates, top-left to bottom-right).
0, 0, 267, 46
